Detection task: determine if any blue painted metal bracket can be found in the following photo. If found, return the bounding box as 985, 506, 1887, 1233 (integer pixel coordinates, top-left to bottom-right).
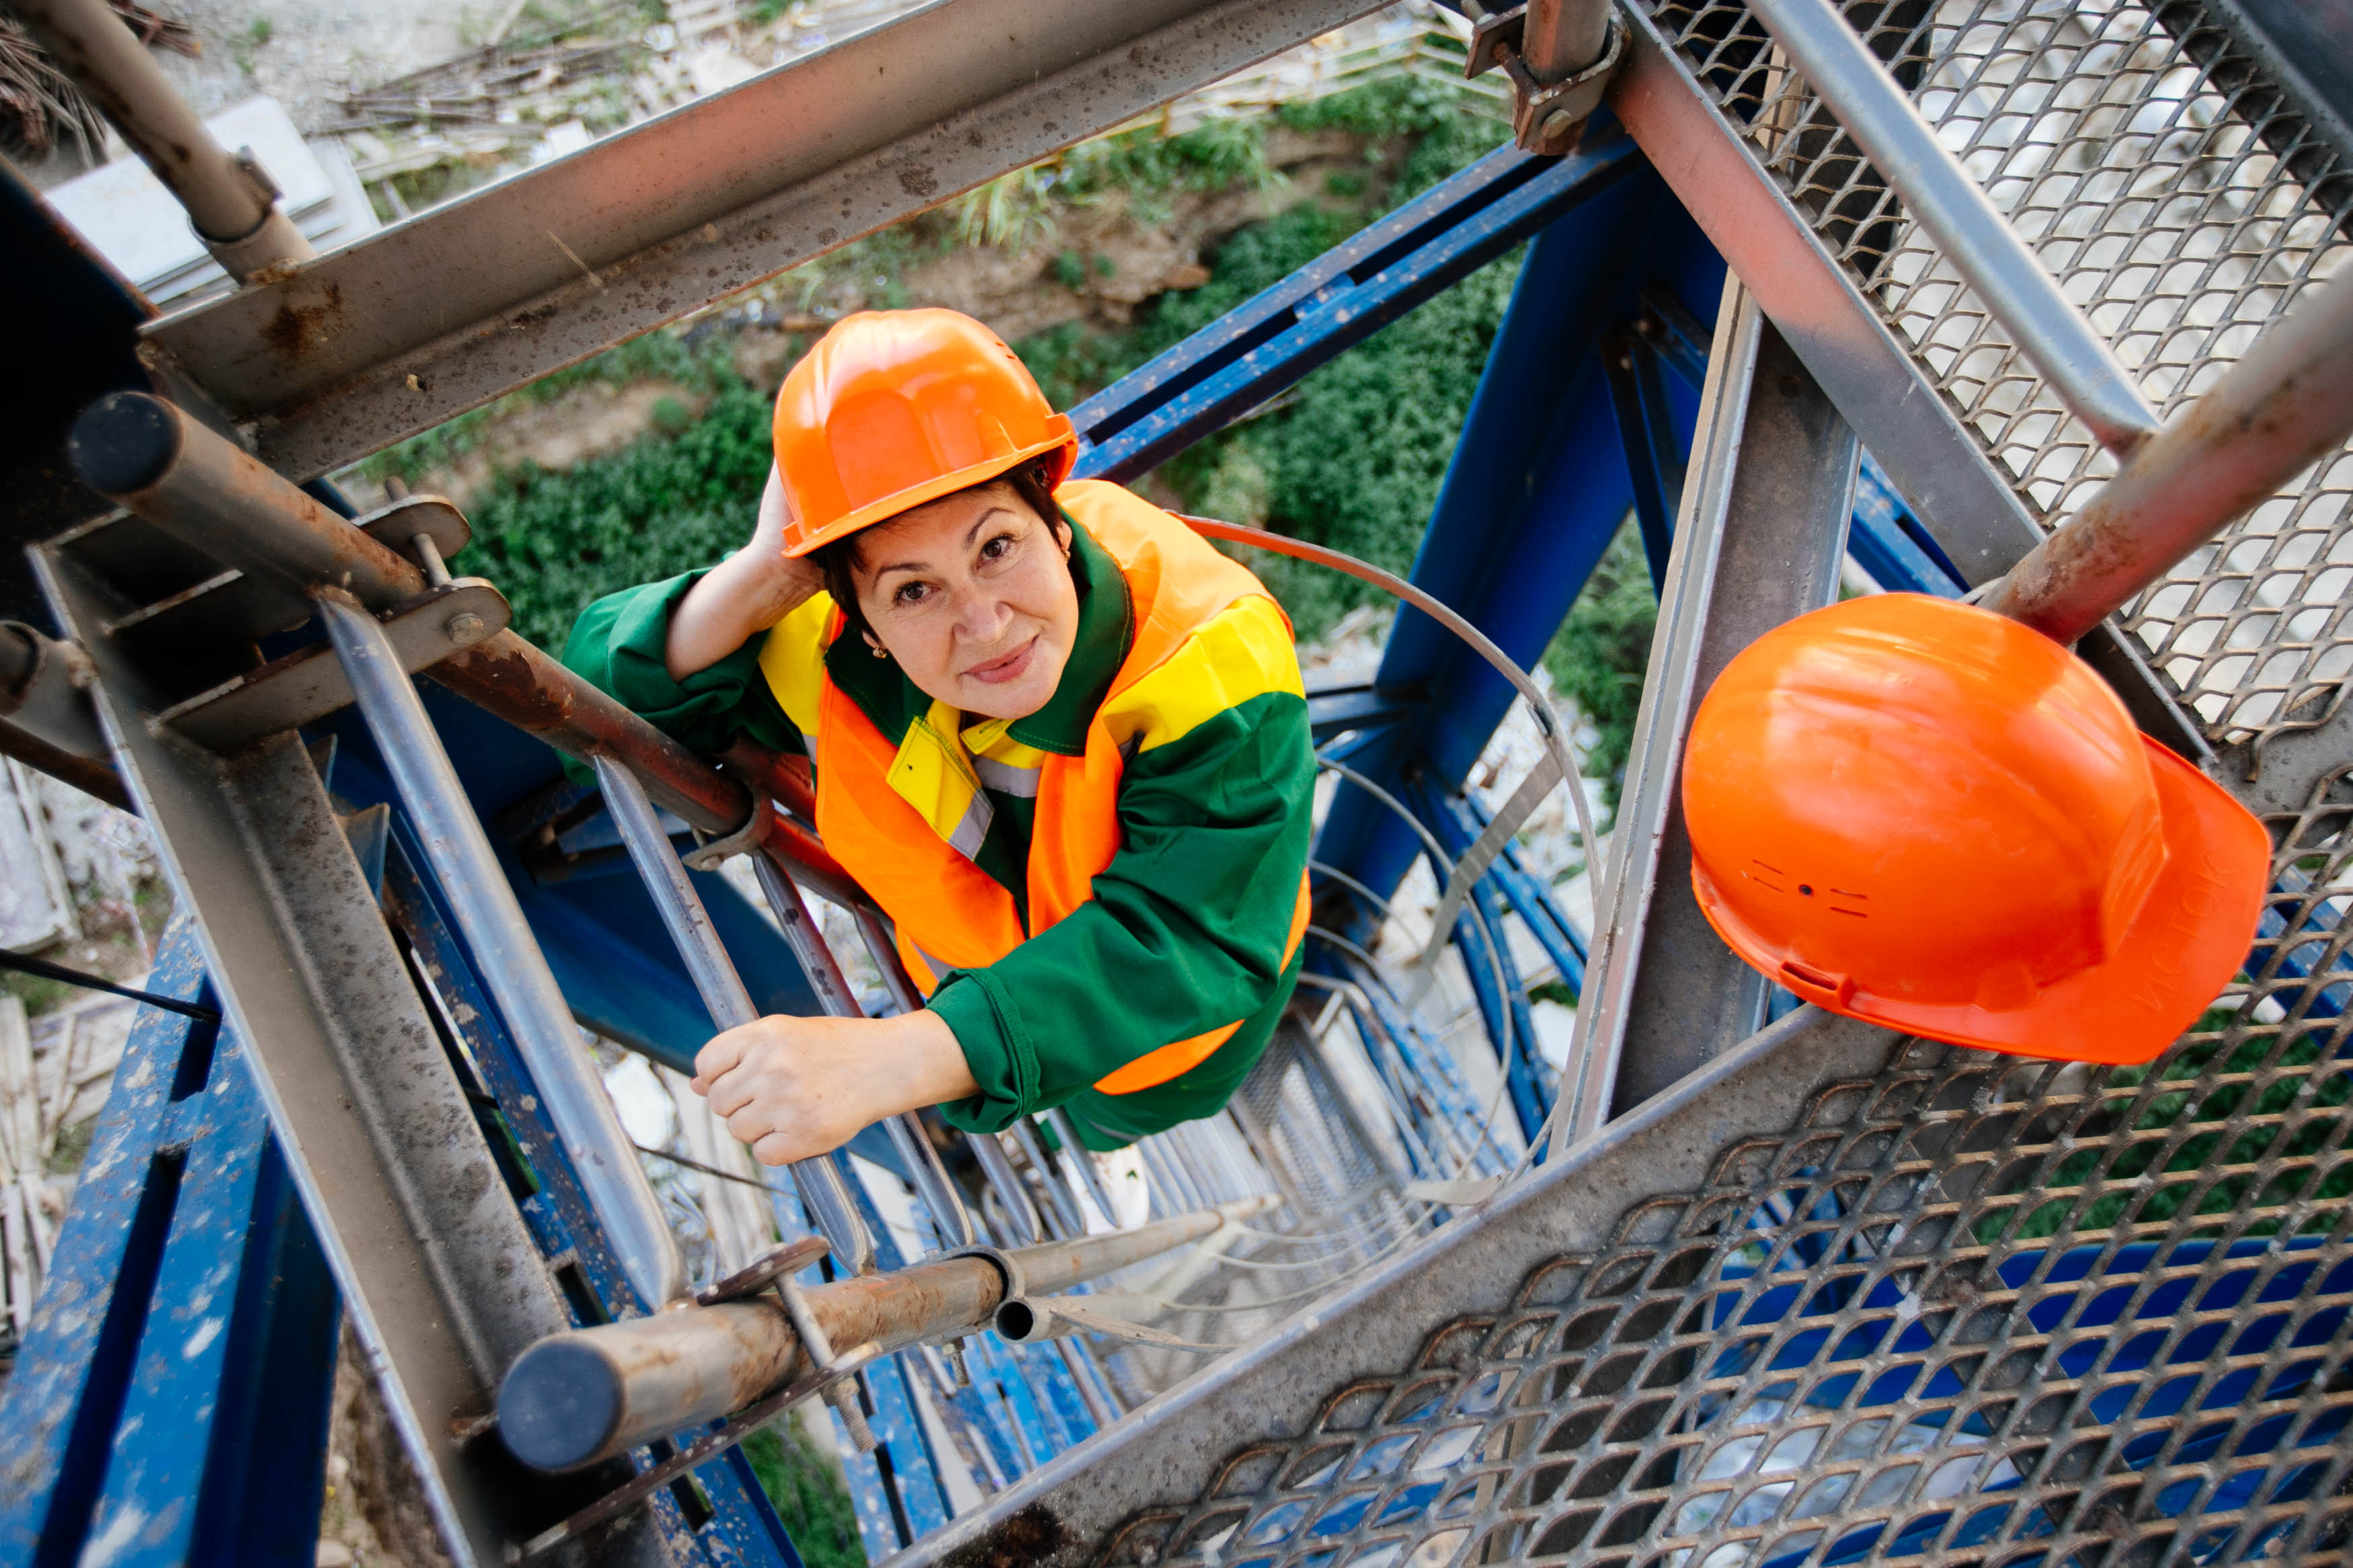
1068, 133, 1647, 483
1304, 679, 1427, 744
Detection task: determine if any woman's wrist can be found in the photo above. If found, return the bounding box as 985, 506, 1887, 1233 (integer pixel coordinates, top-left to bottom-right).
666, 546, 809, 679
886, 1007, 980, 1111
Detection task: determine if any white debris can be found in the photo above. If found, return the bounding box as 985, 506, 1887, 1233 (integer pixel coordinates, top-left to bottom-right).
0, 759, 75, 954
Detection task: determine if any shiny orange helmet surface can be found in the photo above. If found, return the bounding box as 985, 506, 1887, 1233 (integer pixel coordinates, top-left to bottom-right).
772, 308, 1076, 557
1681, 593, 2268, 1065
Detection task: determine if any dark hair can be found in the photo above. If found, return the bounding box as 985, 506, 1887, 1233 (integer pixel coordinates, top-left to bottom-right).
811, 459, 1066, 651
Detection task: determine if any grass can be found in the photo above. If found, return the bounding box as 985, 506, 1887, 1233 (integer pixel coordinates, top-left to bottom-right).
741, 1423, 867, 1568
1974, 1004, 2353, 1247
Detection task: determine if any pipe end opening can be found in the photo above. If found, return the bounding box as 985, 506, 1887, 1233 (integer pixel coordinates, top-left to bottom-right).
994, 1298, 1039, 1342
69, 393, 182, 497
496, 1338, 625, 1472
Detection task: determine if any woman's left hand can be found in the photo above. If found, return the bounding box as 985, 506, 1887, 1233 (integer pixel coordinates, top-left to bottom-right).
691, 1007, 978, 1165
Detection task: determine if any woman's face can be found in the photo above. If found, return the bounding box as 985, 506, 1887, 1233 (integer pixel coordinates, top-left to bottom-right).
850, 481, 1080, 721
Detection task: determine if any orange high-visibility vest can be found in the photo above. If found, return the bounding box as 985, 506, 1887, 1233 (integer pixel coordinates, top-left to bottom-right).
783, 482, 1312, 1096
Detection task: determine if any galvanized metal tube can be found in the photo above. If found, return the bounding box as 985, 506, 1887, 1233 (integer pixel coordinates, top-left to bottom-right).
1523, 0, 1611, 80
1743, 0, 2159, 454
1980, 265, 2353, 645
1013, 1118, 1088, 1241
318, 595, 686, 1312
499, 1198, 1271, 1469
972, 1130, 1044, 1245
594, 755, 874, 1276
12, 0, 313, 274
747, 846, 978, 1251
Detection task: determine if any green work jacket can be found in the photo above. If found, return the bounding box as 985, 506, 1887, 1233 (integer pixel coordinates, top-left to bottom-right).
561, 515, 1314, 1149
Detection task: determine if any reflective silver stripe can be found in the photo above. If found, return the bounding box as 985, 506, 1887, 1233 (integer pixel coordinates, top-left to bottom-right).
947, 791, 992, 861
972, 755, 1043, 798
913, 942, 955, 987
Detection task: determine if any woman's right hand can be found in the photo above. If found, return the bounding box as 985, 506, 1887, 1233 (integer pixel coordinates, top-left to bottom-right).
665, 465, 824, 679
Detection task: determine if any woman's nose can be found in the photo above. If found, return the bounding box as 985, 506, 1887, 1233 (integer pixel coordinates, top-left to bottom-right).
949, 584, 1010, 641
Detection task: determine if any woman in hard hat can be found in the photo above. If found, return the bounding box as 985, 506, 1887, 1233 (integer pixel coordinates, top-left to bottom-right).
565, 308, 1314, 1163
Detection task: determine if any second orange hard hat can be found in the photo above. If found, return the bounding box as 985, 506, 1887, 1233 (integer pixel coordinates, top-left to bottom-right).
1681, 594, 2268, 1065
771, 308, 1077, 557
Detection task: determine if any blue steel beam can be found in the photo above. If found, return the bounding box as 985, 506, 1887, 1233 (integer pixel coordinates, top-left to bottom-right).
1313, 188, 1724, 910
1405, 774, 1552, 1141
1069, 135, 1646, 483
0, 922, 337, 1568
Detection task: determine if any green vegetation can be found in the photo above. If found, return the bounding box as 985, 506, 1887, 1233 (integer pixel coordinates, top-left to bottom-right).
357, 75, 1659, 797
742, 1423, 866, 1568
1008, 79, 1522, 639
1981, 1006, 2353, 1245
1543, 531, 1658, 807
0, 968, 73, 1017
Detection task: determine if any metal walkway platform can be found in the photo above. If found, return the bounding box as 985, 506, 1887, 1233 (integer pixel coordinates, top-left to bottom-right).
1, 0, 2348, 1564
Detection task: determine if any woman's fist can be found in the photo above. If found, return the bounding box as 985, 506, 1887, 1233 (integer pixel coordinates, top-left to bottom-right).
691, 1007, 976, 1165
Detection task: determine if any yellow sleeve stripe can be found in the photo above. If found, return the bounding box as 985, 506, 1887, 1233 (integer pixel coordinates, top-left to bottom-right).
756, 591, 836, 737
1102, 595, 1305, 755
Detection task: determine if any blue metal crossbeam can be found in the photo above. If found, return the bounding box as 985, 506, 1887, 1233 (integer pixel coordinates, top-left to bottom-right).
1069, 135, 1646, 484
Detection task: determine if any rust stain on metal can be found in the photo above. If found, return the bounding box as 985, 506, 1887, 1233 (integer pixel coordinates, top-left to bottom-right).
940, 1503, 1076, 1568
437, 636, 576, 731
261, 282, 346, 361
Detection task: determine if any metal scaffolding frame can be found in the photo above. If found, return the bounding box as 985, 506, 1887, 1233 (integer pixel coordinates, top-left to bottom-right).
1, 0, 2350, 1563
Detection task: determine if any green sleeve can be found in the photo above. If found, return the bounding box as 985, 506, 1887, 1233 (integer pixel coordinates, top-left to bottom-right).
560, 571, 802, 757
928, 690, 1314, 1133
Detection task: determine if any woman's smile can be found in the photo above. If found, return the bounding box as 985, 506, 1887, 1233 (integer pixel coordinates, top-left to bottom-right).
963, 635, 1039, 686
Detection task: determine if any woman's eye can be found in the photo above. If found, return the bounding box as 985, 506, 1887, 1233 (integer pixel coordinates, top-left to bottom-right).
980, 533, 1015, 561
893, 582, 929, 606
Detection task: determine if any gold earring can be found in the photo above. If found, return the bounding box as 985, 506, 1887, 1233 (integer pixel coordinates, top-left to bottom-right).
871, 644, 889, 659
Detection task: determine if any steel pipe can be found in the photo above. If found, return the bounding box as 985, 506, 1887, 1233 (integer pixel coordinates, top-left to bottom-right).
498, 1198, 1273, 1470
319, 595, 687, 1312
594, 755, 875, 1276
12, 0, 313, 278
1744, 0, 2159, 455
0, 620, 128, 810
1523, 0, 1611, 80
66, 393, 754, 837
1980, 264, 2353, 645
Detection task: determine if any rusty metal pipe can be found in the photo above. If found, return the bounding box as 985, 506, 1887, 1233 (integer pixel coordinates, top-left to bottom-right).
0, 621, 131, 809
1981, 264, 2353, 645
1523, 0, 1611, 80
497, 1198, 1274, 1471
13, 0, 313, 278
65, 392, 752, 835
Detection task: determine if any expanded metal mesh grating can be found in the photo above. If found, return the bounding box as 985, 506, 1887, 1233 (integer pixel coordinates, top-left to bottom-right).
1096, 775, 2353, 1568
1646, 0, 2353, 749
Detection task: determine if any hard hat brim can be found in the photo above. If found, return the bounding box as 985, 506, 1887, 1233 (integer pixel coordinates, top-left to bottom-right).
782, 423, 1076, 559
1696, 737, 2270, 1065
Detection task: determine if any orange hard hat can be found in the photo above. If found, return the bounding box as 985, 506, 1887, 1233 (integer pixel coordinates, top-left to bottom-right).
1681, 593, 2268, 1065
771, 308, 1076, 557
